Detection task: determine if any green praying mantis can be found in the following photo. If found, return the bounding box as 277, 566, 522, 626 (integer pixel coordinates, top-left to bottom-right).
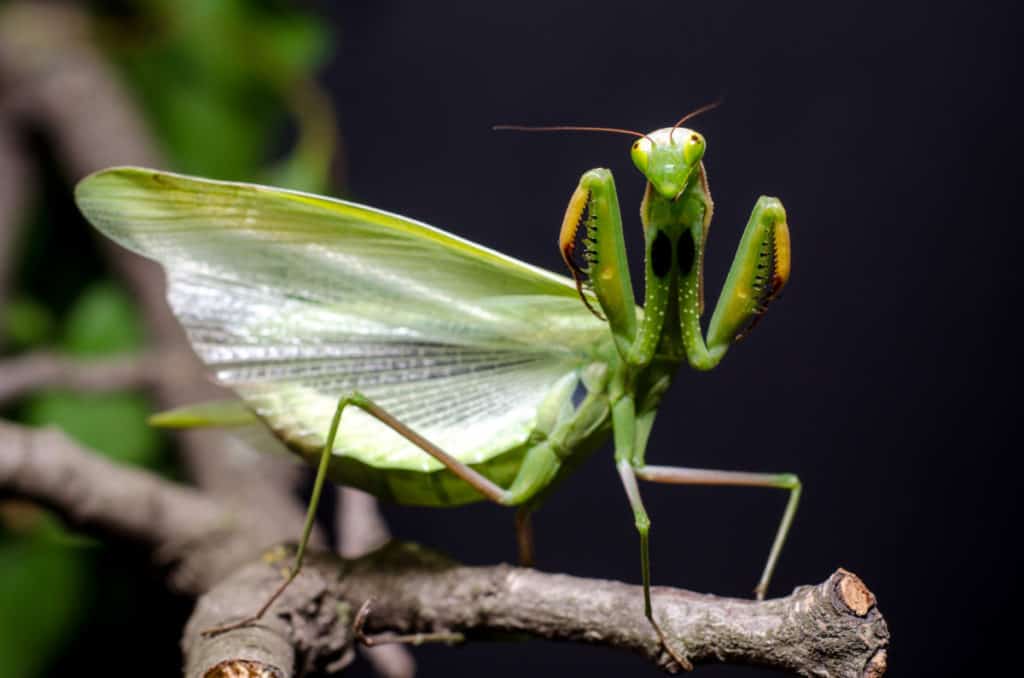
74, 106, 797, 666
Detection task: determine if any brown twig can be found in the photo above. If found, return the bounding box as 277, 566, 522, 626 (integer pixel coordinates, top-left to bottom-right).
0, 349, 194, 405
0, 419, 290, 593
184, 543, 888, 678
185, 555, 355, 678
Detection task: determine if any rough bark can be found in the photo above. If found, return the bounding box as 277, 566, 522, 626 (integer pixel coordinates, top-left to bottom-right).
184, 544, 888, 678
0, 420, 267, 592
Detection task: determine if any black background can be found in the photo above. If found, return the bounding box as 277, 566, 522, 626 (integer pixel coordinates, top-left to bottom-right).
302, 1, 1022, 676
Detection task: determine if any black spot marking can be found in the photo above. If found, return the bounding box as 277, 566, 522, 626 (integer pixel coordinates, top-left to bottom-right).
677, 231, 696, 276
651, 231, 672, 278
571, 379, 588, 409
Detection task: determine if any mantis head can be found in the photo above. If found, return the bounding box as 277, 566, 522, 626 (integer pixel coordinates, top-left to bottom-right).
630, 127, 706, 200
493, 101, 719, 203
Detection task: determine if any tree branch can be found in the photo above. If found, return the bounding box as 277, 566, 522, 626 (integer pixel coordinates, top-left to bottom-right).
184, 544, 888, 678
0, 349, 195, 405
0, 419, 300, 594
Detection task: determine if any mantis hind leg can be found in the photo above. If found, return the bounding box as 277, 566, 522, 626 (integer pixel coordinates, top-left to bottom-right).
635, 465, 802, 600
203, 391, 555, 635
202, 393, 351, 636
353, 393, 561, 567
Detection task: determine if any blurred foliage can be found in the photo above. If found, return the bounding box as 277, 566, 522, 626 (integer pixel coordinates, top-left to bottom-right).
0, 1, 337, 676
0, 518, 88, 678
22, 283, 160, 469
101, 0, 334, 191
1, 296, 56, 349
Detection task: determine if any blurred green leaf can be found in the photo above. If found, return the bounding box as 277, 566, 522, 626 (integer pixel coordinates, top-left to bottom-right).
0, 530, 87, 678
264, 154, 329, 195
21, 281, 160, 466
61, 282, 144, 356
105, 0, 332, 182
2, 296, 56, 349
247, 11, 329, 79
23, 393, 160, 467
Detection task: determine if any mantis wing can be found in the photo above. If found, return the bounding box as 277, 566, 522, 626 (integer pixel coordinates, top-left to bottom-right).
76, 167, 607, 472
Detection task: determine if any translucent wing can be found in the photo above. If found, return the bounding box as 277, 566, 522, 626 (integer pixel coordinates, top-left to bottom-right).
76, 167, 608, 471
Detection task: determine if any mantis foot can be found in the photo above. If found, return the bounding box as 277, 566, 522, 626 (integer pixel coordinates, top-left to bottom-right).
200, 613, 264, 638
199, 564, 299, 637
648, 615, 693, 672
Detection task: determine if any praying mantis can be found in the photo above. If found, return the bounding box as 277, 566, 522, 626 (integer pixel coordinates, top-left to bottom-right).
74, 107, 797, 666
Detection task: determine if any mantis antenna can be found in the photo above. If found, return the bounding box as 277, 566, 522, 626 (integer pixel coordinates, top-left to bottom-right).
492, 124, 657, 147
492, 124, 646, 138
670, 99, 722, 141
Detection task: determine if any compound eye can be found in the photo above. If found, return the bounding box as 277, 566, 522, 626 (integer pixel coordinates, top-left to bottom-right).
631, 138, 652, 174
682, 133, 705, 164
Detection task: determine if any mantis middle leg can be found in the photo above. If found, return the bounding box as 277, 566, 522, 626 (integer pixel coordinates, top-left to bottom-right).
635, 465, 802, 599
